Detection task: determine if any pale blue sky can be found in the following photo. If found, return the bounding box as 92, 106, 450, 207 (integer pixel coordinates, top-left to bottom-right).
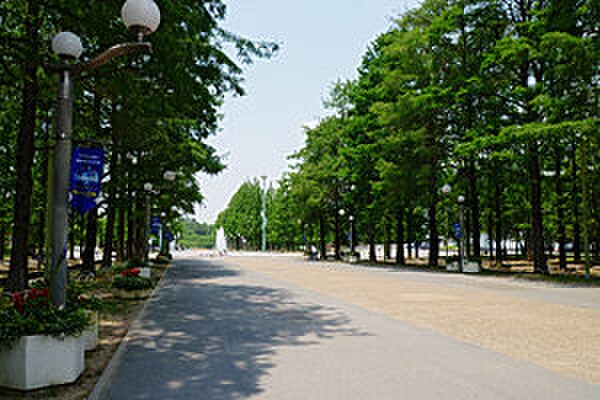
195, 0, 419, 223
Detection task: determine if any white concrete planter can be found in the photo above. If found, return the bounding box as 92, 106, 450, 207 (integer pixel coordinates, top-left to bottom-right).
139, 267, 151, 279
463, 261, 481, 273
0, 335, 84, 391
446, 261, 460, 272
113, 288, 151, 300
83, 311, 99, 351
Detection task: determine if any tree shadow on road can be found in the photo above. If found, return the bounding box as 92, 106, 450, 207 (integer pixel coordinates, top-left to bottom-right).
104, 259, 368, 400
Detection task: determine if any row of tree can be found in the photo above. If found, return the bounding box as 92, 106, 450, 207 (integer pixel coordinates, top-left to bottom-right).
218, 0, 598, 275
0, 1, 275, 292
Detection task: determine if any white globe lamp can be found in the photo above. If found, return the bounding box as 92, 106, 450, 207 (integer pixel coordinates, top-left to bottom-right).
52, 32, 83, 59
121, 0, 161, 36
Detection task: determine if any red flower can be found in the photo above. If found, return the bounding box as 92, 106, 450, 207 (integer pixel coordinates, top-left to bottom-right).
120, 268, 141, 277
29, 288, 50, 303
12, 292, 25, 314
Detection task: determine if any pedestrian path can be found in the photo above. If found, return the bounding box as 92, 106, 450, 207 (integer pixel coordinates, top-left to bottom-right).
98, 257, 599, 399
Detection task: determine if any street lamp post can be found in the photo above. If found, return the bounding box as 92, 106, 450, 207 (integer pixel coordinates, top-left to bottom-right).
143, 183, 153, 263
349, 215, 355, 258
458, 195, 466, 273
159, 211, 167, 255
47, 0, 160, 308
338, 209, 345, 259
442, 184, 452, 257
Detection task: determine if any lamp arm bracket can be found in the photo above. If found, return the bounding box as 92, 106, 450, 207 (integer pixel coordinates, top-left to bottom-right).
47, 42, 152, 74
76, 42, 152, 74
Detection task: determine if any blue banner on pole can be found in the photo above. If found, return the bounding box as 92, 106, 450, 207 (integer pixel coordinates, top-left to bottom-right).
453, 222, 461, 239
69, 146, 105, 215
151, 216, 161, 235
165, 230, 173, 242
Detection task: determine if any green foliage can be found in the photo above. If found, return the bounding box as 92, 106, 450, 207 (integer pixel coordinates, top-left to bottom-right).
0, 290, 91, 348
112, 275, 154, 291
179, 219, 215, 249
66, 281, 104, 312
0, 0, 278, 282
216, 180, 263, 249
241, 0, 599, 274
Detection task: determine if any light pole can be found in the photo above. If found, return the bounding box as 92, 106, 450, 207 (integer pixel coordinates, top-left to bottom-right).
442, 184, 452, 257
349, 215, 355, 258
148, 171, 177, 255
143, 182, 153, 263
261, 175, 268, 252
47, 0, 160, 308
458, 195, 466, 273
159, 211, 167, 255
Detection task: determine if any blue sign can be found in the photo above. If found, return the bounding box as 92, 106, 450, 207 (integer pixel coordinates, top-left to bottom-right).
151, 216, 162, 236
453, 223, 462, 239
69, 146, 105, 214
165, 230, 174, 242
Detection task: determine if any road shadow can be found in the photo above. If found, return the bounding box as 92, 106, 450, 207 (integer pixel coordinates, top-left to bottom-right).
104, 258, 367, 400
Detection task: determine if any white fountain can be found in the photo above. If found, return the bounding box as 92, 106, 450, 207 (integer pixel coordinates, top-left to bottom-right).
215, 227, 228, 256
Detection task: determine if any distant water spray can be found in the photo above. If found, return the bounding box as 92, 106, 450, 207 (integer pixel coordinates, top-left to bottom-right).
215, 227, 228, 255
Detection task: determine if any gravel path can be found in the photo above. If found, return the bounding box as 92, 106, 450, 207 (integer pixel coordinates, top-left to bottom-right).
226, 256, 600, 384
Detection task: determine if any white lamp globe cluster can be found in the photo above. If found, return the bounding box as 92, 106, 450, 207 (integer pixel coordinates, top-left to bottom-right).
52, 0, 161, 59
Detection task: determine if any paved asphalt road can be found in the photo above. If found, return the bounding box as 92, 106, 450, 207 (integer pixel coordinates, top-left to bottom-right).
101, 257, 599, 399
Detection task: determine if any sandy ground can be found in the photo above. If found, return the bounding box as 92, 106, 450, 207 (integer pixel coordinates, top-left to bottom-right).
224, 256, 600, 384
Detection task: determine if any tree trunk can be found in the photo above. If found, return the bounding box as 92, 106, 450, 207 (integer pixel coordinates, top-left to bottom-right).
133, 195, 146, 261
117, 189, 126, 261
384, 217, 391, 262
465, 205, 471, 258
126, 187, 134, 260
407, 209, 413, 259
102, 149, 117, 268
82, 209, 98, 274
80, 213, 86, 258
428, 175, 439, 268
319, 214, 326, 260
555, 152, 566, 270
369, 222, 376, 262
0, 224, 6, 261
571, 142, 581, 262
334, 209, 341, 261
36, 113, 50, 269
396, 207, 405, 265
69, 220, 76, 260
8, 0, 41, 293
592, 183, 599, 263
494, 176, 503, 266
468, 159, 481, 258
487, 214, 493, 260
529, 146, 547, 274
